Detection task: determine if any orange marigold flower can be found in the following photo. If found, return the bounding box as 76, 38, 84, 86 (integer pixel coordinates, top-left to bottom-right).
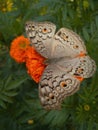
10, 35, 47, 83
10, 35, 30, 63
26, 47, 45, 62
26, 47, 47, 83
27, 65, 46, 83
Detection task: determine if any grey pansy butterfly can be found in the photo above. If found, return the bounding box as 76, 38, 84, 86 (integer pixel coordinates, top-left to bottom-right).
25, 21, 96, 110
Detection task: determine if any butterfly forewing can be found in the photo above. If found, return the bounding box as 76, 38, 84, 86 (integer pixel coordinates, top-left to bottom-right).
51, 28, 87, 58
25, 21, 56, 58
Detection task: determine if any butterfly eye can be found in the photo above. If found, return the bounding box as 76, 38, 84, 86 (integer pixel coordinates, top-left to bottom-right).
32, 26, 35, 30
77, 68, 84, 74
28, 25, 31, 29
63, 35, 69, 41
82, 60, 86, 62
49, 93, 54, 99
60, 81, 67, 87
45, 97, 50, 101
66, 35, 68, 38
60, 33, 69, 41
42, 28, 48, 33
53, 90, 58, 96
73, 45, 79, 49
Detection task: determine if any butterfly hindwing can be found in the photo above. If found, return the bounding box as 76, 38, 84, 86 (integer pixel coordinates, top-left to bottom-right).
39, 64, 80, 110
56, 56, 96, 78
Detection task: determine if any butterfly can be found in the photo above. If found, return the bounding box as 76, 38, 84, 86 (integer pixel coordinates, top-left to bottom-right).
25, 21, 96, 110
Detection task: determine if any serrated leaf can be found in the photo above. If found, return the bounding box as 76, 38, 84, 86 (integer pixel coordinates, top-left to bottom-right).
89, 0, 94, 11
82, 28, 89, 41
6, 77, 28, 90
0, 80, 4, 90
19, 114, 33, 124
43, 110, 69, 127
3, 91, 18, 97
0, 100, 6, 109
14, 107, 25, 118
90, 22, 94, 35
95, 16, 98, 29
0, 93, 13, 103
4, 75, 12, 88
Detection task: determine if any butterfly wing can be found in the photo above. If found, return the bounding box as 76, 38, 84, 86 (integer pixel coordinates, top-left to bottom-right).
50, 28, 87, 58
56, 55, 96, 78
25, 21, 56, 58
39, 55, 96, 110
39, 64, 80, 110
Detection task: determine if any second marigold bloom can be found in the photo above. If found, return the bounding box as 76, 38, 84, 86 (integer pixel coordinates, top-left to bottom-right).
26, 47, 46, 83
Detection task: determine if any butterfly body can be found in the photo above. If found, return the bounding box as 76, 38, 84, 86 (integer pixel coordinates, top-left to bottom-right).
25, 21, 96, 110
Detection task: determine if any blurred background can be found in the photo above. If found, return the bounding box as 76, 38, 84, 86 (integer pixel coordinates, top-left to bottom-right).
0, 0, 98, 130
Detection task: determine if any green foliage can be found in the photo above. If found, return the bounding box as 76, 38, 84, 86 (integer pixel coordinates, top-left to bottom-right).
0, 0, 98, 130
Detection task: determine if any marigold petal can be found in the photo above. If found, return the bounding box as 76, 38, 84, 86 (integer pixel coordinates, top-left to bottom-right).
26, 47, 45, 62
25, 46, 47, 83
27, 65, 46, 83
10, 35, 30, 63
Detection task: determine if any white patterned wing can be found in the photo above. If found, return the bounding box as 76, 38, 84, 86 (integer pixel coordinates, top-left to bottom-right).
39, 64, 80, 110
50, 28, 87, 58
56, 56, 96, 78
25, 21, 56, 58
25, 21, 96, 110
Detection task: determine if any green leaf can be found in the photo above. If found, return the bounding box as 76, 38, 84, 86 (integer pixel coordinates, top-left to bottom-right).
95, 16, 98, 29
6, 77, 28, 90
89, 0, 94, 10
2, 91, 18, 97
4, 75, 12, 88
0, 93, 13, 103
82, 28, 90, 41
0, 100, 6, 109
